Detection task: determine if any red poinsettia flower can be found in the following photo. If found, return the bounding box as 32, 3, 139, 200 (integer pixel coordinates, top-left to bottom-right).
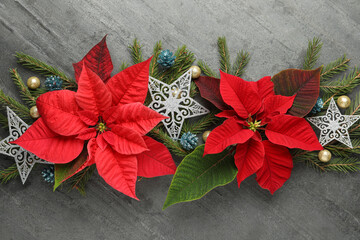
13, 38, 176, 199
203, 71, 323, 194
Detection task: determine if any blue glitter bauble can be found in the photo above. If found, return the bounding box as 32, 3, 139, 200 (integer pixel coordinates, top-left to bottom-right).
41, 166, 54, 183
311, 97, 324, 114
180, 132, 198, 151
157, 50, 176, 68
45, 75, 63, 91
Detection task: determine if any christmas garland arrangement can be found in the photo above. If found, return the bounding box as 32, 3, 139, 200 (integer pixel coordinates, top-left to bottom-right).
0, 36, 359, 209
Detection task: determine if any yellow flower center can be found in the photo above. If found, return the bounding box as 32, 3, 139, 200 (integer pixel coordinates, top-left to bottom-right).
97, 122, 107, 133
248, 120, 262, 132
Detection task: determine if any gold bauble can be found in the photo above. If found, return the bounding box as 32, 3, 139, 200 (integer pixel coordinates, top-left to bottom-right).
337, 95, 351, 109
27, 76, 41, 90
202, 130, 211, 142
318, 149, 332, 163
190, 66, 201, 79
30, 106, 40, 119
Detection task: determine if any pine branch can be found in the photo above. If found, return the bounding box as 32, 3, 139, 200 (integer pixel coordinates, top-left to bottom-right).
303, 37, 323, 70
128, 38, 143, 64
149, 41, 162, 79
9, 68, 36, 107
189, 82, 198, 97
68, 165, 96, 196
322, 68, 360, 106
119, 61, 129, 71
0, 112, 8, 129
149, 127, 188, 157
181, 112, 219, 134
231, 50, 250, 77
15, 52, 77, 89
0, 164, 19, 183
324, 158, 360, 173
197, 60, 217, 78
293, 150, 325, 171
217, 37, 231, 73
346, 91, 360, 116
321, 55, 350, 81
0, 89, 31, 120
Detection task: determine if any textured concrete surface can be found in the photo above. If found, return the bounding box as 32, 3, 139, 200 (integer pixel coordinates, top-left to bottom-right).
1, 0, 360, 239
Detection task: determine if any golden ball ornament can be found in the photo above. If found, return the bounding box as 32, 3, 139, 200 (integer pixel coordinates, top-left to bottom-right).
27, 76, 41, 90
190, 66, 201, 79
337, 95, 351, 109
30, 106, 40, 119
202, 130, 211, 142
318, 149, 332, 163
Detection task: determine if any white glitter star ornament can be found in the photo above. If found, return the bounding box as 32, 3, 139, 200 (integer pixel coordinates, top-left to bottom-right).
307, 98, 360, 148
148, 69, 209, 140
0, 107, 52, 184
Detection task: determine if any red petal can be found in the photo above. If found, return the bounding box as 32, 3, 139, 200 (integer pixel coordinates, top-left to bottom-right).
251, 76, 274, 99
194, 76, 231, 110
11, 118, 84, 163
75, 65, 112, 115
73, 35, 113, 83
256, 140, 293, 194
104, 102, 166, 135
220, 71, 261, 118
137, 136, 176, 178
106, 57, 152, 106
216, 110, 237, 118
95, 147, 138, 199
77, 110, 98, 126
36, 90, 87, 136
103, 126, 148, 155
235, 139, 265, 187
260, 94, 296, 121
77, 128, 97, 140
96, 133, 108, 150
265, 115, 323, 151
204, 118, 254, 155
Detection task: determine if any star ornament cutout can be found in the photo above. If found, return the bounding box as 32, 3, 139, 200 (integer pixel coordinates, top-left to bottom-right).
148, 69, 209, 140
0, 107, 52, 184
307, 98, 360, 148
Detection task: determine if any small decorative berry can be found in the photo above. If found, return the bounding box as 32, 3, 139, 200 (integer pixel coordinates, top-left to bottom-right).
45, 75, 63, 91
311, 97, 324, 114
180, 132, 198, 151
41, 166, 54, 183
157, 50, 176, 68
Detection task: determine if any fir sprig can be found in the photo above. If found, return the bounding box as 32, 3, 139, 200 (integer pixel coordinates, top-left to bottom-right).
128, 38, 143, 64
149, 41, 162, 79
218, 37, 231, 73
232, 50, 250, 77
15, 52, 77, 89
198, 60, 217, 78
303, 37, 323, 70
321, 55, 350, 81
0, 113, 8, 129
0, 89, 31, 120
10, 68, 36, 107
119, 62, 129, 71
0, 164, 19, 183
68, 165, 96, 196
149, 127, 189, 157
181, 112, 219, 135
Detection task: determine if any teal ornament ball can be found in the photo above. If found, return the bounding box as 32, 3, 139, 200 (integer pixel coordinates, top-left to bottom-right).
41, 166, 54, 183
45, 75, 63, 91
180, 132, 198, 151
157, 50, 176, 68
311, 97, 324, 114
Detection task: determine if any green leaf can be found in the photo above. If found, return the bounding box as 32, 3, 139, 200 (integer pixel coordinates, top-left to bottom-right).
54, 147, 88, 190
163, 145, 237, 209
272, 67, 322, 117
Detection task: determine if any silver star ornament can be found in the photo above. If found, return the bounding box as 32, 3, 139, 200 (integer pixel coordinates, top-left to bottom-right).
0, 107, 52, 184
148, 69, 209, 140
307, 98, 360, 148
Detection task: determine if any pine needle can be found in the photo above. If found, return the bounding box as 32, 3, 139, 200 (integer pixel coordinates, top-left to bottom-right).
217, 37, 231, 73
0, 89, 31, 120
321, 55, 350, 81
197, 60, 218, 78
119, 61, 129, 71
15, 52, 77, 89
9, 68, 36, 107
0, 112, 8, 129
324, 157, 360, 173
231, 50, 250, 77
149, 41, 162, 79
128, 38, 143, 64
181, 112, 219, 134
303, 37, 323, 70
68, 165, 96, 196
0, 164, 19, 183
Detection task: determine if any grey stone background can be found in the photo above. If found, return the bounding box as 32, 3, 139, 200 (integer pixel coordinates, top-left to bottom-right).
1, 0, 360, 239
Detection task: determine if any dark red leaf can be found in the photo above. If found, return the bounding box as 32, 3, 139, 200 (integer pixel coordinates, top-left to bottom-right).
194, 76, 230, 110
73, 35, 113, 83
272, 67, 321, 117
256, 140, 293, 194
